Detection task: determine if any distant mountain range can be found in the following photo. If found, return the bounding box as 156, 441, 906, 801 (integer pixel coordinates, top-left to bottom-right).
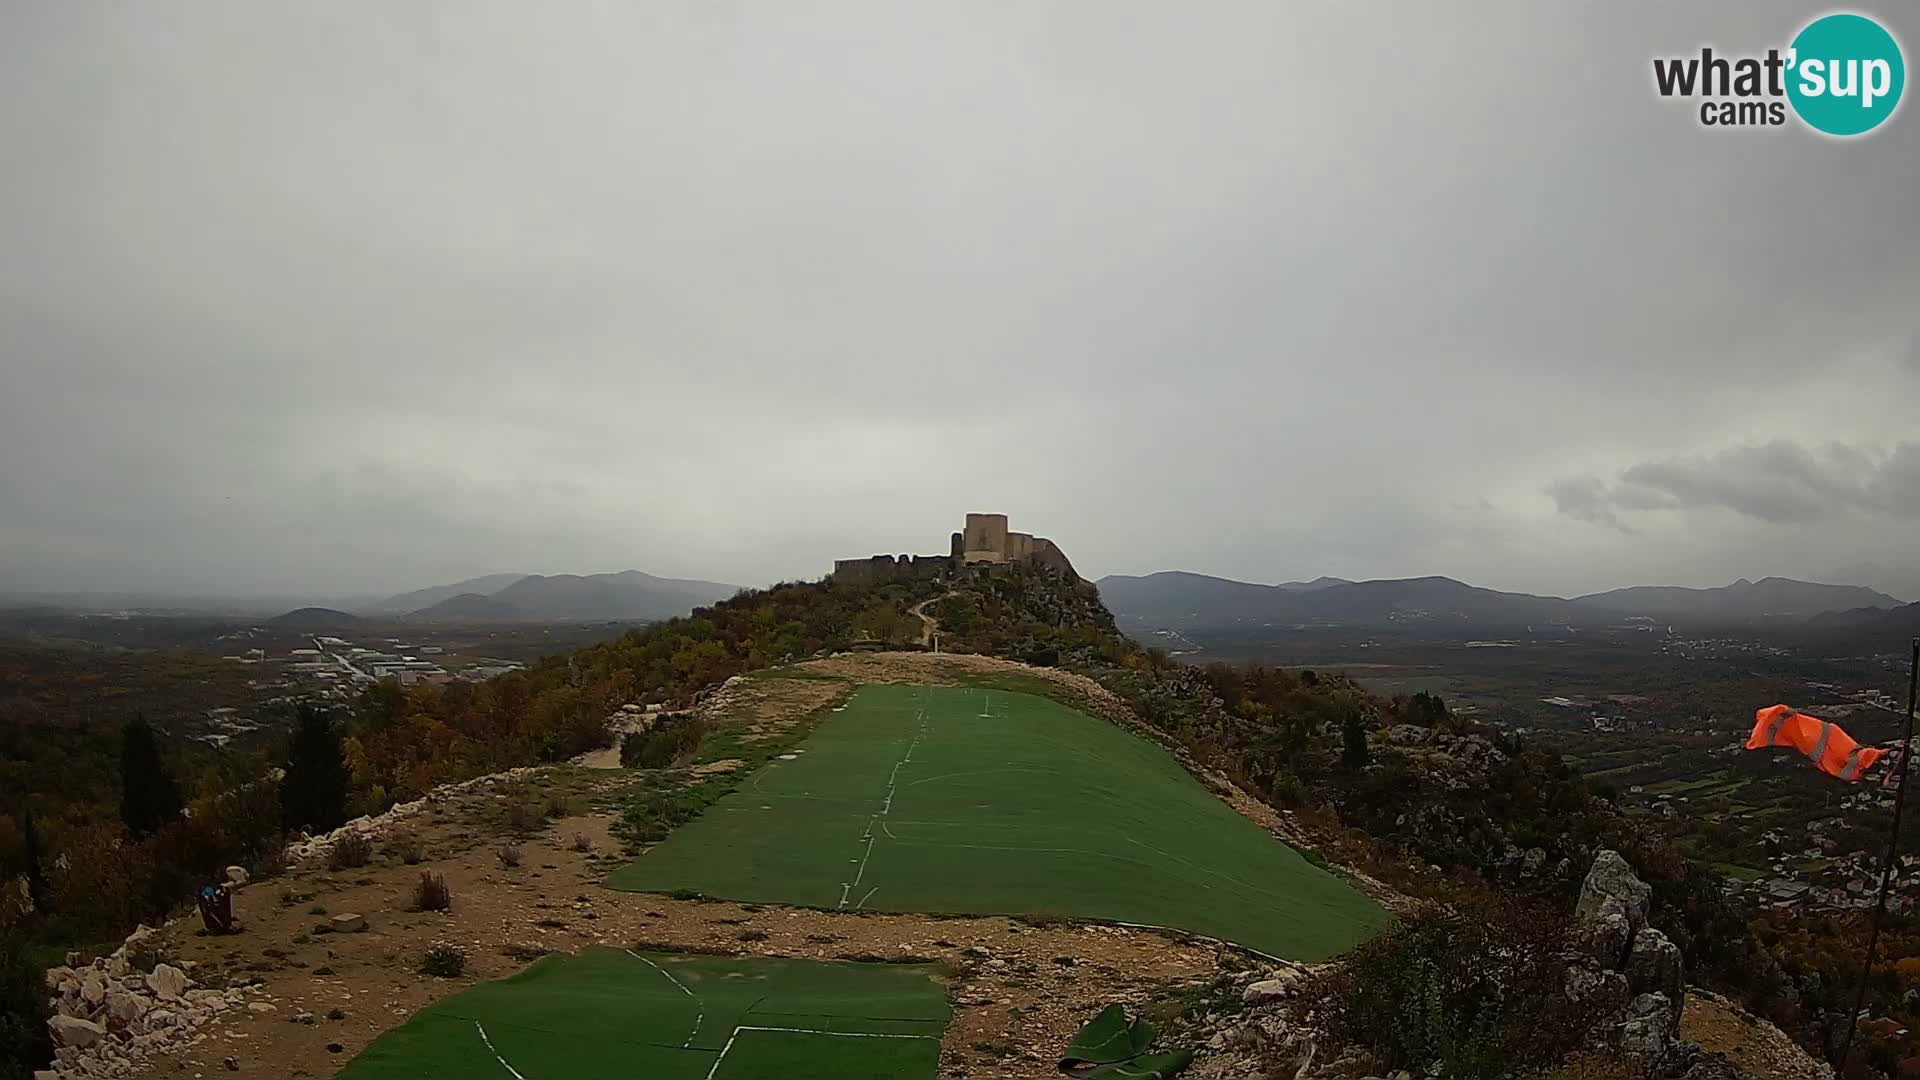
380, 570, 742, 623
1094, 571, 1902, 632
1572, 577, 1902, 620
361, 574, 530, 616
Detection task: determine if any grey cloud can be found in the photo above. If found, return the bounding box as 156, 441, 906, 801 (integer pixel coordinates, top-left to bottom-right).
2, 2, 1918, 600
1546, 476, 1631, 532
1557, 442, 1920, 526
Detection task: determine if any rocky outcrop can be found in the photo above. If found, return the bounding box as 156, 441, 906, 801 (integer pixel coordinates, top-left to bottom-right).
1565, 851, 1783, 1080
40, 923, 271, 1079
1627, 928, 1685, 1006
1577, 849, 1652, 926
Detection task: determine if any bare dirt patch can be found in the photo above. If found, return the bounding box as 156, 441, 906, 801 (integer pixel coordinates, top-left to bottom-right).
706, 674, 851, 741
1681, 989, 1834, 1080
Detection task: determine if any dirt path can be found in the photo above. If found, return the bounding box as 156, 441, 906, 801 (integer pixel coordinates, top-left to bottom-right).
907, 592, 958, 648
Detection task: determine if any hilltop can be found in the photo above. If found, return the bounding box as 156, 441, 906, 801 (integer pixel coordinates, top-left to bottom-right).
264, 606, 365, 628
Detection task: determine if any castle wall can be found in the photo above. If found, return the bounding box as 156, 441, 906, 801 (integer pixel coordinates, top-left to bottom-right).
1026, 537, 1079, 579
832, 553, 955, 586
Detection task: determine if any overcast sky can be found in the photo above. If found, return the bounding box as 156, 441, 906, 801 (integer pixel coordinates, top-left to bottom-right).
4, 3, 1918, 602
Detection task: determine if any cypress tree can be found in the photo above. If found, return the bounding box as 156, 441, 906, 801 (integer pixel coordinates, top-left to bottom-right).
20, 808, 48, 914
1342, 708, 1371, 770
119, 715, 183, 838
280, 705, 350, 835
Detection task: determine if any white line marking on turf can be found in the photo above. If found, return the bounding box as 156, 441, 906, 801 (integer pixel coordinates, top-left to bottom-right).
625, 950, 704, 1048
839, 693, 931, 908
474, 1021, 527, 1080
856, 885, 879, 909
736, 1025, 935, 1038
704, 1022, 939, 1078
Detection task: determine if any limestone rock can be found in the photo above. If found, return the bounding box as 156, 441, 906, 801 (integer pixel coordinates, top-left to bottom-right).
330, 913, 368, 933
1580, 899, 1635, 969
1618, 992, 1675, 1063
48, 1015, 107, 1048
247, 1001, 276, 1014
225, 865, 250, 888
1522, 847, 1547, 875
1627, 927, 1685, 1017
1576, 850, 1651, 932
80, 970, 107, 1006
104, 991, 147, 1025
1242, 978, 1295, 1005
146, 963, 190, 1000
1563, 965, 1629, 1012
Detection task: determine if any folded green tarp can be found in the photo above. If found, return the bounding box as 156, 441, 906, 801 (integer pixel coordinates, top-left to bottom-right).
1059, 1005, 1194, 1079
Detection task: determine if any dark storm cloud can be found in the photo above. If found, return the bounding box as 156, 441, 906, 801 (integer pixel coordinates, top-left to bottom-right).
1, 2, 1917, 601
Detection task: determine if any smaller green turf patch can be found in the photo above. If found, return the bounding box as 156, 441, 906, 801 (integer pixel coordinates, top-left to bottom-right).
335, 947, 950, 1080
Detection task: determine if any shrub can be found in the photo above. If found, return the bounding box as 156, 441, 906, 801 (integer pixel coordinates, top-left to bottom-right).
496, 845, 523, 869
623, 788, 718, 844
543, 792, 571, 818
737, 928, 769, 942
46, 824, 147, 939
327, 832, 372, 871
420, 944, 466, 978
388, 834, 424, 866
504, 802, 540, 835
571, 833, 593, 853
1315, 897, 1591, 1080
411, 873, 450, 913
620, 714, 710, 769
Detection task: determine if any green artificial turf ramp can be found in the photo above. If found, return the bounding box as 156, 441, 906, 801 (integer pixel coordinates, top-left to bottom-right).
334, 947, 949, 1080
609, 683, 1387, 960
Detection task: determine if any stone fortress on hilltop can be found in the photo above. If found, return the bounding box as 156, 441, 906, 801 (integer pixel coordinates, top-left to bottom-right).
831, 513, 1080, 585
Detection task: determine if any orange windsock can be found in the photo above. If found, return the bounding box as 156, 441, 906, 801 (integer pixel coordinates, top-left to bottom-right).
1746, 705, 1884, 781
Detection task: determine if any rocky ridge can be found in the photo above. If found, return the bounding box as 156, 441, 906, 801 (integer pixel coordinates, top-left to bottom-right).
1175, 849, 1833, 1080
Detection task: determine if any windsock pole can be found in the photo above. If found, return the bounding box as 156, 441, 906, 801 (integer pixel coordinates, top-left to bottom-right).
1837, 637, 1920, 1071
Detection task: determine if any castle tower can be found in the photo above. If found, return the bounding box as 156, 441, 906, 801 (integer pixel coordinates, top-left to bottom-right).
961, 513, 1010, 563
